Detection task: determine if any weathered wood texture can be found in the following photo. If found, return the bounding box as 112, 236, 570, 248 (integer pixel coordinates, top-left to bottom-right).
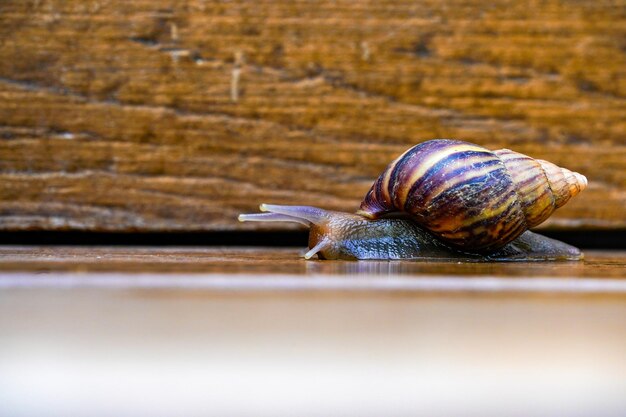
0, 0, 624, 231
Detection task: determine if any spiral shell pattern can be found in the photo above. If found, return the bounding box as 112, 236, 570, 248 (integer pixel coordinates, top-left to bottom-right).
357, 139, 587, 251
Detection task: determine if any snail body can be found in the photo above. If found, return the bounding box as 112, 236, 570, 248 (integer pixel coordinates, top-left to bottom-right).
239, 204, 582, 261
239, 139, 587, 260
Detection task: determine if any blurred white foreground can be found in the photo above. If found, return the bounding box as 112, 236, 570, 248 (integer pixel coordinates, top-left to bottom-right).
0, 274, 625, 417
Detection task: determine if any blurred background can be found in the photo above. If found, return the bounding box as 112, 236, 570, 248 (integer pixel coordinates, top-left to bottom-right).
0, 0, 624, 234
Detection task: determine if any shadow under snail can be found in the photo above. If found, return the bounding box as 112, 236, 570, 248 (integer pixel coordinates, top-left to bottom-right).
239, 139, 588, 261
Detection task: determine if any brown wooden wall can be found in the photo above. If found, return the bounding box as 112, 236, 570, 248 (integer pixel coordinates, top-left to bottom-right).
0, 0, 624, 232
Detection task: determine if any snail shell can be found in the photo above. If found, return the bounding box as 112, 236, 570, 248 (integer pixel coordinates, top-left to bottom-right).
357, 139, 587, 251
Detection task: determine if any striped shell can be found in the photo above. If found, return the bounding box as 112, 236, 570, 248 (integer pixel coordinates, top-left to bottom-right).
357, 139, 587, 251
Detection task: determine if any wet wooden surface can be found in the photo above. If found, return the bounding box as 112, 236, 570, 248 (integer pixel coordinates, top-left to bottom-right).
1, 0, 625, 232
0, 247, 625, 416
0, 246, 625, 280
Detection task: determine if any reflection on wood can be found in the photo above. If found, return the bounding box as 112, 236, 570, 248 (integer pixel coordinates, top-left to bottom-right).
3, 272, 626, 295
0, 247, 625, 284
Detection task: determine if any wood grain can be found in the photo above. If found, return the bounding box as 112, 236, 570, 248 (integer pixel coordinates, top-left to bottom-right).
0, 246, 625, 280
0, 0, 624, 231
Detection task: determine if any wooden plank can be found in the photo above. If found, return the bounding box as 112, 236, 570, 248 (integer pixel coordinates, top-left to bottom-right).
0, 246, 624, 280
0, 0, 624, 231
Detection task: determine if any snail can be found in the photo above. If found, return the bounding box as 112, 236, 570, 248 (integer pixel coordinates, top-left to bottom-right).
239, 139, 587, 261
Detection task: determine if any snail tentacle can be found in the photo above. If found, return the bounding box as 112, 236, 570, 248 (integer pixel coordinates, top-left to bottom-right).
259, 204, 330, 225
240, 204, 336, 259
240, 204, 337, 228
304, 237, 331, 260
238, 212, 311, 227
